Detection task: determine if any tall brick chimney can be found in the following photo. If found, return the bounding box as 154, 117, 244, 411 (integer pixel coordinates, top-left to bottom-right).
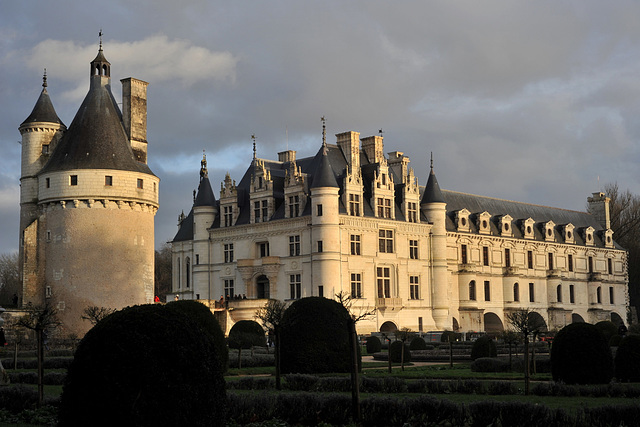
121, 77, 149, 164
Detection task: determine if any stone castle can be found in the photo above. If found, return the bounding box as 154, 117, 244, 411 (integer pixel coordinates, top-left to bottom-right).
18, 42, 159, 335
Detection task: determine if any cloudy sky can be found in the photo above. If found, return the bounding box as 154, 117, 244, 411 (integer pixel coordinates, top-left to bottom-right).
2, 1, 640, 255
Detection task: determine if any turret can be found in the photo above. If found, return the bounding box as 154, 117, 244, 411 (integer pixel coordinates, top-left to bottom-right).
193, 153, 218, 240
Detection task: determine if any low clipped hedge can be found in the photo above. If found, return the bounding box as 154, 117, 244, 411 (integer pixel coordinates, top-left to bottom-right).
366, 336, 382, 354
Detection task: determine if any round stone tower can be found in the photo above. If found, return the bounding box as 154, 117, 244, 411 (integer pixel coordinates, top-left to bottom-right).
19, 41, 159, 336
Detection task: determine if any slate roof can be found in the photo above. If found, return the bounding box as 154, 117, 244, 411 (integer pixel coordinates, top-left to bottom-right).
21, 87, 65, 127
194, 176, 216, 207
421, 168, 445, 204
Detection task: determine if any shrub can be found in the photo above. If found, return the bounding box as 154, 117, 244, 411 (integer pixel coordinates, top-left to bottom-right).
228, 320, 267, 349
389, 341, 411, 363
471, 357, 509, 373
615, 334, 640, 382
441, 331, 461, 343
595, 321, 618, 344
609, 334, 623, 347
366, 335, 382, 354
551, 322, 613, 384
409, 336, 427, 350
59, 303, 227, 427
280, 297, 357, 374
470, 336, 497, 360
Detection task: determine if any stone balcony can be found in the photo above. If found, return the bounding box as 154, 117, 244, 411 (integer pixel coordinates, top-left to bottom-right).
547, 268, 562, 278
376, 298, 403, 309
503, 266, 519, 276
458, 263, 476, 273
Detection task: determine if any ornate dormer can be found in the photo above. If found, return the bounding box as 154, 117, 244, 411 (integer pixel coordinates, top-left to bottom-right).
342, 162, 364, 217
563, 223, 575, 244
371, 161, 395, 220
284, 157, 307, 219
250, 136, 275, 224
455, 209, 471, 232
477, 211, 491, 235
583, 226, 595, 246
402, 166, 420, 223
499, 214, 513, 237
543, 220, 556, 242
522, 217, 535, 239
219, 172, 238, 227
603, 229, 614, 248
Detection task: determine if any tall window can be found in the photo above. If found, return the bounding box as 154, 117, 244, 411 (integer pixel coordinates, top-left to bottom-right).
597, 286, 602, 303
177, 258, 181, 289
410, 276, 420, 299
289, 235, 300, 256
377, 267, 391, 298
527, 250, 533, 269
609, 286, 614, 304
407, 202, 418, 223
529, 282, 535, 302
548, 252, 554, 270
224, 279, 234, 298
409, 240, 419, 259
317, 241, 323, 253
317, 204, 323, 216
513, 282, 519, 302
570, 285, 575, 303
290, 274, 301, 299
608, 258, 613, 275
253, 201, 260, 223
289, 195, 300, 218
349, 194, 360, 216
484, 281, 490, 301
137, 178, 143, 189
588, 256, 593, 273
223, 206, 233, 227
469, 280, 476, 301
185, 258, 191, 289
505, 248, 511, 267
195, 254, 199, 265
482, 247, 489, 266
350, 234, 361, 255
379, 229, 394, 253
258, 242, 269, 257
261, 200, 268, 222
377, 198, 392, 218
70, 175, 78, 186
568, 254, 574, 272
351, 273, 362, 298
557, 285, 562, 302
224, 244, 234, 263
45, 177, 50, 188
461, 245, 468, 264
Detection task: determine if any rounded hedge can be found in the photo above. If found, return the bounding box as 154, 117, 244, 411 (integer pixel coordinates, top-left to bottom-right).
366, 335, 382, 354
228, 320, 267, 349
280, 297, 358, 374
409, 336, 427, 351
166, 300, 228, 372
615, 334, 640, 382
471, 336, 497, 360
551, 322, 613, 384
594, 321, 618, 344
441, 331, 461, 343
59, 303, 226, 426
389, 341, 411, 363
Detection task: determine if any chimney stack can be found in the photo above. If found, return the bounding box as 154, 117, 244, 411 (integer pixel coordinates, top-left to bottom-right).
121, 77, 149, 164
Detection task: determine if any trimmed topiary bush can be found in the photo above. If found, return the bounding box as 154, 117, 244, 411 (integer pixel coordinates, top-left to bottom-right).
389, 341, 411, 363
595, 321, 618, 344
614, 334, 640, 382
280, 297, 357, 374
228, 320, 267, 349
470, 336, 497, 360
366, 335, 382, 354
409, 336, 427, 350
59, 303, 227, 427
551, 322, 613, 384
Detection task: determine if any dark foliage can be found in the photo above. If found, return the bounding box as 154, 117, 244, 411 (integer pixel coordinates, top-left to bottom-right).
610, 334, 623, 346
389, 340, 411, 363
228, 320, 267, 349
471, 357, 510, 373
279, 297, 356, 374
615, 334, 640, 382
595, 320, 618, 344
366, 335, 382, 354
409, 336, 427, 350
551, 322, 613, 384
470, 336, 497, 360
441, 331, 462, 342
58, 303, 226, 427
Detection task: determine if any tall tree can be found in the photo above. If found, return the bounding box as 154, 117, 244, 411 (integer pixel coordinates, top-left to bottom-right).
154, 243, 172, 301
255, 299, 286, 390
0, 252, 19, 307
506, 308, 544, 396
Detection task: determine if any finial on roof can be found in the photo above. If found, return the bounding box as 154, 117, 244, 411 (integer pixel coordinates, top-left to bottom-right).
251, 134, 256, 161
430, 151, 434, 171
99, 29, 103, 51
379, 128, 383, 136
42, 69, 47, 88
200, 150, 208, 180
321, 116, 327, 148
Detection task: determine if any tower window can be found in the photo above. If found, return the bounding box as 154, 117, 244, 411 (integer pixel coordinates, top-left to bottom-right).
317, 204, 323, 216
513, 283, 519, 302
42, 144, 49, 154
137, 178, 143, 189
557, 285, 562, 303
529, 282, 535, 302
70, 175, 78, 186
45, 178, 50, 188
469, 280, 476, 301
570, 285, 575, 303
317, 241, 323, 253
105, 176, 113, 186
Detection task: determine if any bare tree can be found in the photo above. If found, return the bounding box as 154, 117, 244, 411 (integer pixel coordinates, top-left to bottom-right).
506, 308, 544, 395
336, 291, 376, 423
154, 243, 172, 300
81, 306, 116, 325
396, 327, 415, 371
255, 299, 286, 390
0, 252, 19, 307
17, 301, 61, 406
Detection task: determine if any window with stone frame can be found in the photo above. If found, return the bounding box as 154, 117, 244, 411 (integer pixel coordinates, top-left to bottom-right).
409, 239, 419, 259
377, 197, 392, 218
253, 201, 260, 223
407, 202, 418, 223
376, 266, 391, 298
224, 243, 234, 263
548, 252, 554, 270
609, 286, 614, 304
223, 206, 233, 227
261, 200, 268, 222
224, 279, 234, 298
527, 250, 533, 269
570, 285, 575, 303
505, 248, 511, 267
290, 274, 301, 299
350, 273, 362, 298
482, 246, 489, 266
513, 283, 519, 302
461, 244, 468, 264
349, 193, 361, 216
70, 175, 78, 186
289, 235, 300, 256
529, 282, 535, 302
568, 254, 574, 272
469, 280, 476, 301
409, 276, 420, 300
350, 234, 361, 255
258, 242, 269, 258
557, 284, 563, 302
608, 258, 613, 275
484, 280, 490, 301
378, 229, 394, 253
289, 195, 300, 218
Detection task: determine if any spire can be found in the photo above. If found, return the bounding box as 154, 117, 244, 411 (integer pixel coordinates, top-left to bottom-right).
20, 71, 65, 127
321, 116, 327, 151
90, 30, 111, 79
421, 152, 445, 204
311, 141, 338, 189
200, 150, 208, 180
194, 152, 216, 207
251, 134, 257, 162
42, 69, 47, 88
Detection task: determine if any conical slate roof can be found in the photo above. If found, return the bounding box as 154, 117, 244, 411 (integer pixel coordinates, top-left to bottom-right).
310, 145, 338, 189
39, 77, 153, 175
21, 87, 65, 127
421, 167, 445, 204
194, 176, 216, 207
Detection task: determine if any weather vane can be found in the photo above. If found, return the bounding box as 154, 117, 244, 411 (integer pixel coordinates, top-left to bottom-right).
99, 29, 103, 50
251, 134, 256, 160
321, 116, 326, 148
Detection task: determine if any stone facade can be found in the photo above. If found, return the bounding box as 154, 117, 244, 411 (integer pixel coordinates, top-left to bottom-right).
18, 46, 158, 336
172, 129, 628, 336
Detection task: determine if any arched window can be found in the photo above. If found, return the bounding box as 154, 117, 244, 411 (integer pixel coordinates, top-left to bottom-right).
597, 286, 602, 304
102, 64, 108, 76
513, 283, 519, 302
185, 257, 191, 289
556, 284, 562, 303
469, 280, 476, 301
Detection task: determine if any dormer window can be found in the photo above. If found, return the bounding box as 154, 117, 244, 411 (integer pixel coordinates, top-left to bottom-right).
544, 221, 555, 242
563, 223, 575, 244
456, 209, 471, 232
584, 226, 595, 246
500, 215, 513, 237
522, 218, 535, 240
603, 229, 614, 248
478, 211, 491, 235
